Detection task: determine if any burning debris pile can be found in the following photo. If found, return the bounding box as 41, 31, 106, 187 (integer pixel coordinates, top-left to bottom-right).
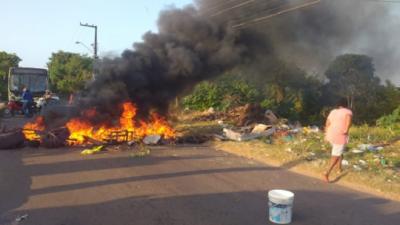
22, 102, 175, 148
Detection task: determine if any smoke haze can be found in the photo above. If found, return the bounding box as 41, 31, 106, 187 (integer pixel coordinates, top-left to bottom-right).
197, 0, 400, 83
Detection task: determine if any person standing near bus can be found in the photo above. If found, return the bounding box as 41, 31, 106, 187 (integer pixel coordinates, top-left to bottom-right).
324, 98, 353, 183
21, 87, 34, 117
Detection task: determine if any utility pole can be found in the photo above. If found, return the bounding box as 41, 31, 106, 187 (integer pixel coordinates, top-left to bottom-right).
80, 22, 98, 79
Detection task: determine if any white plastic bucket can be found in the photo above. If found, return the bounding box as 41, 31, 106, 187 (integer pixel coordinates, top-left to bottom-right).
268, 190, 295, 224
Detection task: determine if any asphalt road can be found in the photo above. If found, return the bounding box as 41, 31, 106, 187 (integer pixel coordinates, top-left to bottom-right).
0, 145, 399, 225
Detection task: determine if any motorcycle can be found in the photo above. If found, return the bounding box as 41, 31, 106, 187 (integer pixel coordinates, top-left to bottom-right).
5, 99, 38, 117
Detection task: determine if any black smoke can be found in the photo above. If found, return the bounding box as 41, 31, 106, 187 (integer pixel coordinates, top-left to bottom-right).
73, 0, 400, 123
77, 6, 259, 121
197, 0, 400, 83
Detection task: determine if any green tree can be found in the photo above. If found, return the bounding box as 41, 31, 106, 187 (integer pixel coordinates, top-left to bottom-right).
324, 54, 398, 124
47, 51, 93, 94
325, 54, 378, 108
0, 51, 21, 100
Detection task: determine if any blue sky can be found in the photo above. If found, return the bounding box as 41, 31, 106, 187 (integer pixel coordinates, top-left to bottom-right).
1, 0, 194, 68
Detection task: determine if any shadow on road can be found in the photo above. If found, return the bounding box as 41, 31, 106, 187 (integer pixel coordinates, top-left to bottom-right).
31, 166, 274, 196
0, 151, 31, 223
1, 147, 399, 225
3, 190, 399, 225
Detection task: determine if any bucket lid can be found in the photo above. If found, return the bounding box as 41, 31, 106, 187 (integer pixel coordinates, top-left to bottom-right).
268, 189, 295, 205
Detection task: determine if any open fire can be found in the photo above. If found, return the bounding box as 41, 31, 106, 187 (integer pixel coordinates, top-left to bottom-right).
23, 102, 175, 146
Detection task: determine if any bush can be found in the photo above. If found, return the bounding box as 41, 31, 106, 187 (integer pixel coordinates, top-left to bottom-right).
183, 76, 261, 111
183, 82, 222, 110
377, 106, 400, 129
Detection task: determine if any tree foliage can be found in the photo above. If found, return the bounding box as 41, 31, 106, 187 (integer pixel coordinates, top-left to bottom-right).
47, 51, 93, 94
325, 54, 378, 107
324, 54, 400, 123
183, 74, 261, 111
183, 54, 400, 125
0, 51, 21, 100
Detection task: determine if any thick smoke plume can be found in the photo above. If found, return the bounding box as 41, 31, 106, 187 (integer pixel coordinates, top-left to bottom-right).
76, 6, 257, 122
70, 0, 399, 124
197, 0, 400, 83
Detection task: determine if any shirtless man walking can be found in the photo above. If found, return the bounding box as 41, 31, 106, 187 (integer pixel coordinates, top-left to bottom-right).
324, 98, 353, 183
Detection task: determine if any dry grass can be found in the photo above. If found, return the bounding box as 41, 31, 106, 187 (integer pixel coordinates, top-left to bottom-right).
213, 141, 400, 201
176, 118, 400, 201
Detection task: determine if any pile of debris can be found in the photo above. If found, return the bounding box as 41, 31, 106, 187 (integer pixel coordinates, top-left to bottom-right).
192, 103, 279, 127
0, 124, 170, 150
221, 124, 276, 142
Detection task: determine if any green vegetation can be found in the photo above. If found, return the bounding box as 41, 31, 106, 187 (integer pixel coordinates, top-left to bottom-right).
183, 75, 261, 111
183, 54, 400, 125
0, 51, 21, 101
377, 106, 400, 129
47, 51, 93, 95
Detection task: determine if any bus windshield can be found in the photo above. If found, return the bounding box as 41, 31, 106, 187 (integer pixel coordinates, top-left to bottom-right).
10, 74, 48, 93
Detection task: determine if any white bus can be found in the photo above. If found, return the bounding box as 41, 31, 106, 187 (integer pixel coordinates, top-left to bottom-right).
8, 67, 49, 101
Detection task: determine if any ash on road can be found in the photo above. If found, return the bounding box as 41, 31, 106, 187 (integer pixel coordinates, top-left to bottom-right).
0, 146, 399, 225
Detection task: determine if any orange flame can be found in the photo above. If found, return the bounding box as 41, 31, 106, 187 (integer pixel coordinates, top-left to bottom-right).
66, 102, 175, 145
23, 116, 45, 141
23, 102, 175, 145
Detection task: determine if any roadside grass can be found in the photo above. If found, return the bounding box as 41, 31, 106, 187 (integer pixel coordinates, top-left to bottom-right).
176, 118, 400, 200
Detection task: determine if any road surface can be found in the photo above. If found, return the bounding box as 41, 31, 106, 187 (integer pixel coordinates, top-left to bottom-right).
0, 145, 399, 225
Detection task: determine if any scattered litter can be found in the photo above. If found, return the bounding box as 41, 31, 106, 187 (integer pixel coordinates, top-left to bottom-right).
15, 214, 28, 222
351, 149, 364, 154
207, 107, 215, 114
358, 160, 368, 166
381, 158, 387, 166
130, 148, 151, 158
223, 127, 275, 142
353, 165, 362, 171
251, 124, 271, 134
303, 126, 320, 134
283, 135, 294, 142
290, 128, 301, 133
143, 135, 161, 145
81, 145, 104, 155
280, 124, 290, 130
223, 128, 242, 141
127, 140, 136, 146
341, 160, 350, 167
357, 144, 383, 152
305, 152, 317, 161
286, 148, 292, 153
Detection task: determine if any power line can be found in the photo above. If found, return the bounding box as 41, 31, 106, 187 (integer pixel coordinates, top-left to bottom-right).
367, 0, 400, 3
232, 0, 321, 29
210, 0, 255, 17
201, 0, 240, 14
229, 0, 288, 25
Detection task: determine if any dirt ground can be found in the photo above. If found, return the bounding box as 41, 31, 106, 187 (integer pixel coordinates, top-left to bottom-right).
0, 145, 399, 225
